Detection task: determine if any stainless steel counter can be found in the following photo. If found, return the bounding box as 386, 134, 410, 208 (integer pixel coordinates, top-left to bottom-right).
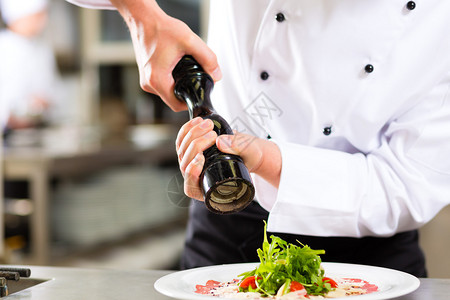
4, 266, 173, 300
2, 266, 449, 299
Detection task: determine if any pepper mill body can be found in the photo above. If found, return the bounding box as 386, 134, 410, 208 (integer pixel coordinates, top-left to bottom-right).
173, 55, 255, 214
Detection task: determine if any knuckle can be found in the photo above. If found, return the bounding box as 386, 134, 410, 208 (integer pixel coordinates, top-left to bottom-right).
139, 77, 151, 92
183, 183, 191, 197
179, 157, 190, 174
183, 178, 197, 197
185, 130, 194, 142
184, 34, 197, 49
179, 121, 191, 134
176, 129, 188, 149
177, 151, 184, 164
179, 165, 187, 176
187, 142, 202, 156
170, 103, 186, 112
148, 75, 160, 91
139, 64, 154, 91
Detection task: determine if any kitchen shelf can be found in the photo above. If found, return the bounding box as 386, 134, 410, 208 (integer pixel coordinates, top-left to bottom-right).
2, 125, 183, 265
77, 0, 205, 126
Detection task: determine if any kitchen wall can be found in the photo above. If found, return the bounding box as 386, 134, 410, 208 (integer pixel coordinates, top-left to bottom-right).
420, 205, 450, 278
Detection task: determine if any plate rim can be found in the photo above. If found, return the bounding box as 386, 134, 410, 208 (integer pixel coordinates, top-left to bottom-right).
154, 262, 420, 300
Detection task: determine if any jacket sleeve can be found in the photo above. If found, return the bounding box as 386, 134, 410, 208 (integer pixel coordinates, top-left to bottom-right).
65, 0, 114, 9
262, 72, 450, 238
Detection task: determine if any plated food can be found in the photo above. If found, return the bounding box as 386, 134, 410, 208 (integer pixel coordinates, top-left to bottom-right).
195, 223, 378, 299
154, 224, 420, 300
195, 277, 378, 299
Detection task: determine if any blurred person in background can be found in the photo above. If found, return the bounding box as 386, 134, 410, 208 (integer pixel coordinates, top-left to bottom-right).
0, 0, 63, 132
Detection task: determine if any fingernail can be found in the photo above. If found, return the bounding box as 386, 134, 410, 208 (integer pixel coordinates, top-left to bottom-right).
191, 117, 202, 125
211, 67, 222, 81
217, 135, 232, 149
200, 119, 212, 129
204, 131, 216, 138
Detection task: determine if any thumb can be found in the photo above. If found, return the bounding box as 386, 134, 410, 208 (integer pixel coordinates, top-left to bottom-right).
216, 133, 255, 155
216, 133, 263, 173
216, 134, 240, 155
199, 55, 222, 82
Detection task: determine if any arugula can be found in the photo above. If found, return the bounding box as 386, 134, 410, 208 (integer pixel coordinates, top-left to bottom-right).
239, 222, 332, 296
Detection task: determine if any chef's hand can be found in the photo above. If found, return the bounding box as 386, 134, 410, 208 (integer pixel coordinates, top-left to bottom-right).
110, 0, 222, 112
176, 117, 282, 200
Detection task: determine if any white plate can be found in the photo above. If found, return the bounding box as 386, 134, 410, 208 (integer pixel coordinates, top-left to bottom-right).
154, 262, 420, 300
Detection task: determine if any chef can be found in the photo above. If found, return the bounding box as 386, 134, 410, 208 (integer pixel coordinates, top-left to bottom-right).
67, 0, 450, 277
0, 0, 62, 129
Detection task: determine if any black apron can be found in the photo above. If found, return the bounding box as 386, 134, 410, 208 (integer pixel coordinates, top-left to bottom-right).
180, 200, 427, 277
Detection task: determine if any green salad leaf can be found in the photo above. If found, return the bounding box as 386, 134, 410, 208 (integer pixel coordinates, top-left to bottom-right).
239, 222, 332, 296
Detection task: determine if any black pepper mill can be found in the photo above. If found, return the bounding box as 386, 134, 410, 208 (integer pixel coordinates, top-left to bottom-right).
173, 55, 255, 214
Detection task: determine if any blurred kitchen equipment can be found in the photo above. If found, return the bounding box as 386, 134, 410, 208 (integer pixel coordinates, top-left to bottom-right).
0, 266, 32, 297
172, 55, 255, 214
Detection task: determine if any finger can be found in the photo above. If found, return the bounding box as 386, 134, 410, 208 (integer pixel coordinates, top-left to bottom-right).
183, 153, 205, 200
177, 118, 214, 161
153, 65, 186, 111
179, 130, 217, 174
176, 117, 203, 150
162, 89, 188, 112
146, 53, 188, 112
188, 36, 222, 82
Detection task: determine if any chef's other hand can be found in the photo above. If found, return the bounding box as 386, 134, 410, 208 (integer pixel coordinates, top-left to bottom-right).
110, 0, 222, 112
216, 132, 281, 188
176, 117, 282, 200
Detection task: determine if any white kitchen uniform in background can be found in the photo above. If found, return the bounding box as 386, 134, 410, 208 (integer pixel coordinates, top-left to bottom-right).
0, 0, 63, 128
67, 0, 450, 238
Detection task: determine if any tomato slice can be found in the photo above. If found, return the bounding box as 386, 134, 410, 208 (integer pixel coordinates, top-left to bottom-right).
290, 281, 305, 292
239, 276, 258, 289
323, 277, 338, 288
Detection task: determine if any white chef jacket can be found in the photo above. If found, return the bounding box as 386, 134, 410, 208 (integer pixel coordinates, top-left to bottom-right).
0, 0, 63, 127
0, 0, 47, 24
68, 0, 450, 238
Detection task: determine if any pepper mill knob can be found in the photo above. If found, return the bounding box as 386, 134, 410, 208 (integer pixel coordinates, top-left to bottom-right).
173, 55, 255, 214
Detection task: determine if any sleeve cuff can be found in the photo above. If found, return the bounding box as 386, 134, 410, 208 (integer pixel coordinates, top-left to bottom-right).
65, 0, 115, 10
265, 140, 368, 237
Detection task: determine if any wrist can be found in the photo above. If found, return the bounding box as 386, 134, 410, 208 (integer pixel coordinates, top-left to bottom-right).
250, 139, 282, 188
110, 0, 165, 28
